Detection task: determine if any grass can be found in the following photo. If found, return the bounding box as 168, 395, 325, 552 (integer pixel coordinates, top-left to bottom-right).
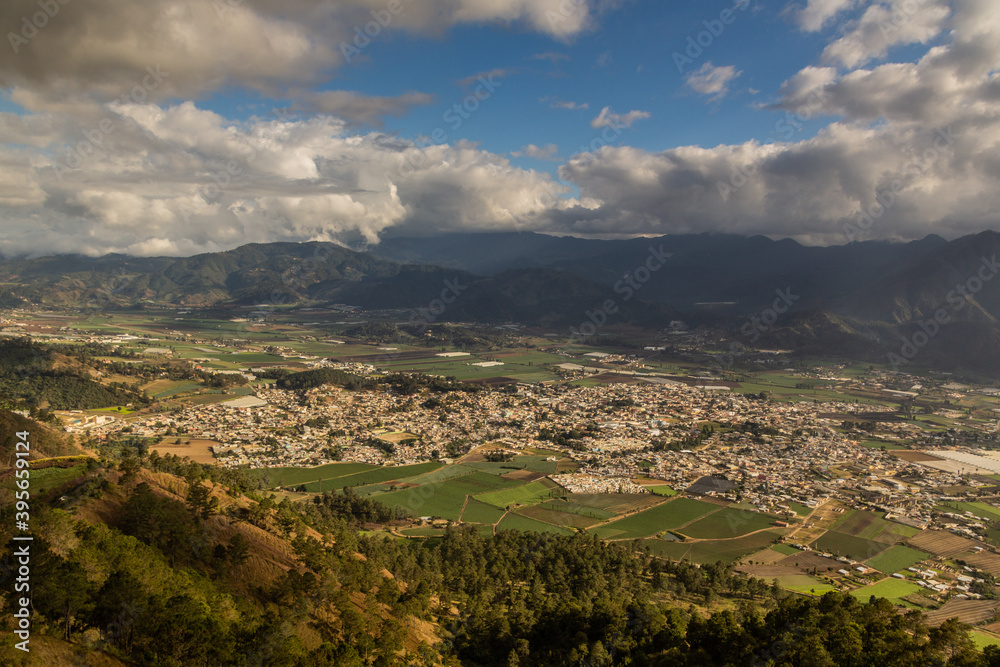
475, 481, 556, 508
787, 502, 813, 517
535, 499, 616, 521
497, 512, 574, 536
19, 464, 87, 495
518, 505, 604, 530
589, 497, 718, 541
849, 578, 923, 606
250, 462, 376, 487
460, 498, 506, 524
643, 531, 784, 565
680, 508, 781, 539
771, 543, 801, 556
646, 485, 678, 497
299, 462, 444, 492
970, 631, 1000, 651
813, 531, 892, 560
371, 472, 524, 521
864, 545, 931, 574
563, 493, 665, 516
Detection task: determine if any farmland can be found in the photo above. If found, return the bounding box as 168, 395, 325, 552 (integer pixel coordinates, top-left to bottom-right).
680, 507, 782, 539
864, 545, 931, 574
642, 531, 785, 565
812, 530, 891, 560
589, 497, 718, 540
849, 578, 924, 606
475, 481, 558, 508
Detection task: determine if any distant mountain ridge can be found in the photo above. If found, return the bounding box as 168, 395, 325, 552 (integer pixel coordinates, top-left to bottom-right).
4, 231, 1000, 373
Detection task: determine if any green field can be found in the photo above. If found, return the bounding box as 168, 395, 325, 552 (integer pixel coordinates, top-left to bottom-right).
314, 462, 445, 491
497, 511, 574, 535
829, 510, 918, 543
849, 578, 923, 605
864, 545, 931, 574
461, 498, 507, 524
517, 504, 604, 530
535, 498, 616, 521
787, 502, 813, 517
971, 631, 1000, 650
589, 497, 718, 540
680, 508, 781, 539
565, 493, 666, 516
475, 481, 556, 508
18, 464, 87, 495
646, 485, 678, 497
936, 501, 1000, 523
643, 531, 783, 564
371, 471, 524, 520
771, 543, 801, 556
251, 462, 376, 487
813, 530, 891, 560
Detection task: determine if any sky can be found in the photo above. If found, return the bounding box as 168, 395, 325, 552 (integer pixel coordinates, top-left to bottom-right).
0, 0, 997, 257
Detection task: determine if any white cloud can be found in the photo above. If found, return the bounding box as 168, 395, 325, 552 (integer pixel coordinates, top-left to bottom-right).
590, 106, 651, 129
0, 101, 572, 256
821, 0, 951, 69
684, 62, 742, 100
788, 0, 858, 32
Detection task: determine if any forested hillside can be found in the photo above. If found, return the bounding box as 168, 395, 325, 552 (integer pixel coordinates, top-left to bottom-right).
3, 412, 1000, 666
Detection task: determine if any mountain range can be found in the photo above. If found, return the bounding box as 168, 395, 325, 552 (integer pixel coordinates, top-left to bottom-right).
4, 231, 1000, 374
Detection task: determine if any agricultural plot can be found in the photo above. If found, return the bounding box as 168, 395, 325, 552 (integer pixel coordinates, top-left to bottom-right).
535, 499, 615, 521
589, 497, 718, 541
298, 462, 444, 492
475, 481, 556, 509
907, 530, 979, 557
864, 545, 931, 574
371, 471, 524, 521
517, 505, 603, 530
812, 531, 891, 560
960, 552, 1000, 578
849, 579, 923, 606
251, 462, 376, 487
787, 502, 813, 517
936, 501, 1000, 523
924, 599, 1000, 627
680, 508, 781, 539
770, 543, 801, 557
830, 509, 920, 544
565, 493, 666, 516
461, 498, 506, 525
498, 512, 574, 536
643, 531, 783, 565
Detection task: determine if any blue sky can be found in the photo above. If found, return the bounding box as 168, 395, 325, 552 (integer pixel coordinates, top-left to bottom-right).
0, 0, 996, 256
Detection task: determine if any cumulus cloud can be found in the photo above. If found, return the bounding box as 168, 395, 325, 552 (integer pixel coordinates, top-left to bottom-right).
590, 106, 651, 129
0, 0, 600, 105
684, 62, 742, 100
821, 0, 951, 68
787, 0, 858, 32
0, 101, 571, 256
